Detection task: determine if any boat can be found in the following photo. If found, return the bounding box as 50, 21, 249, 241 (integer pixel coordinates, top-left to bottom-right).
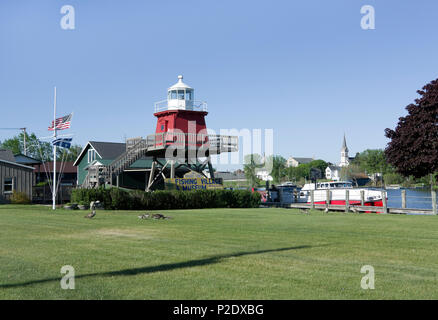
298, 181, 386, 207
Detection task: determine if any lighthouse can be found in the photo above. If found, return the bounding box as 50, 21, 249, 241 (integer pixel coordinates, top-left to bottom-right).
153, 75, 208, 136
86, 75, 238, 191
142, 75, 238, 190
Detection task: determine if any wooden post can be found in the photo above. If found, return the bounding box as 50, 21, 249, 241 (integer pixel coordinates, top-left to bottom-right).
432, 190, 437, 215
146, 160, 156, 191
345, 190, 349, 213
401, 189, 406, 209
116, 175, 119, 188
170, 160, 175, 179
207, 158, 215, 179
326, 189, 330, 209
310, 190, 314, 209
382, 190, 388, 214
360, 190, 365, 206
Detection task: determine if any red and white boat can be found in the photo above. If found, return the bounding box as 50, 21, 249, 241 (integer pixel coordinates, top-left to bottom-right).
298, 181, 386, 207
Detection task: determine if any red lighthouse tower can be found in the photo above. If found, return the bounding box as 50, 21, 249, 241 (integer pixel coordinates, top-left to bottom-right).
153, 75, 208, 136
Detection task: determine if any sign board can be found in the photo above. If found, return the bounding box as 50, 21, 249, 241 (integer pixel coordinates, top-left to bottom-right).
165, 178, 223, 191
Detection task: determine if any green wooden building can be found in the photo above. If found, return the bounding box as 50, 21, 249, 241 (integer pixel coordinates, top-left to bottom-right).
73, 141, 190, 190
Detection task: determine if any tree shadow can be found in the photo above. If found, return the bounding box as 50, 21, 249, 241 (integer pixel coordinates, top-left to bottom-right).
0, 244, 329, 289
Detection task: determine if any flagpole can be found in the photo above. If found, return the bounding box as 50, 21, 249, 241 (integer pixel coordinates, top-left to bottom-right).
52, 87, 57, 210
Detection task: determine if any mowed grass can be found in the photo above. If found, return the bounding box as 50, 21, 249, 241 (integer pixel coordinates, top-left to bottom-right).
0, 205, 437, 299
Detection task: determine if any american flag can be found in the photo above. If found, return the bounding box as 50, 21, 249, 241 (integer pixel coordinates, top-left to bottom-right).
48, 113, 72, 131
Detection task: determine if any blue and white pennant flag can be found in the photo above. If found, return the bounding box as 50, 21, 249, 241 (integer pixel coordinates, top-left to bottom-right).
52, 138, 73, 149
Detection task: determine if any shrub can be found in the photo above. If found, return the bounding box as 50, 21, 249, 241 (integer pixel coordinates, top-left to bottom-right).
70, 187, 260, 210
10, 191, 31, 204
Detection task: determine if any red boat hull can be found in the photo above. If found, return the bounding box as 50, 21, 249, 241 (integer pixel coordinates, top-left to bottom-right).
310, 200, 384, 207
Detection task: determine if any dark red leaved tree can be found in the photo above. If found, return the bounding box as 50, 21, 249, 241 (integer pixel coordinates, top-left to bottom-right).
384, 78, 438, 179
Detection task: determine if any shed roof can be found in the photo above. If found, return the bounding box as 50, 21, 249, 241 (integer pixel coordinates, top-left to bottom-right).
73, 141, 126, 166
0, 158, 34, 170
290, 157, 313, 164
41, 161, 76, 173
0, 149, 16, 163
14, 153, 42, 165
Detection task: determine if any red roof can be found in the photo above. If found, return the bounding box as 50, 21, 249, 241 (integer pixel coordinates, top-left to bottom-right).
34, 161, 76, 173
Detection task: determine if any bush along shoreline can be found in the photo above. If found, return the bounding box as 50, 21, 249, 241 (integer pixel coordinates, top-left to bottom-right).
71, 188, 261, 210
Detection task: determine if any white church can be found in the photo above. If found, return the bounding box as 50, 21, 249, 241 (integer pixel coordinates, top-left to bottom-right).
325, 135, 354, 181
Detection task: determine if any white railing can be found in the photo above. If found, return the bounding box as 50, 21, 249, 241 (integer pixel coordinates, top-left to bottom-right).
145, 133, 238, 153
154, 100, 208, 113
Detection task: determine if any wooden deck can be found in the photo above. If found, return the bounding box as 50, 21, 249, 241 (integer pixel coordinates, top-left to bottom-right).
262, 202, 436, 215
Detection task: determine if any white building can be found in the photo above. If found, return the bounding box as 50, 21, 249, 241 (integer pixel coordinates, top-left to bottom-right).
286, 157, 314, 168
325, 165, 341, 181
325, 135, 353, 181
255, 168, 273, 181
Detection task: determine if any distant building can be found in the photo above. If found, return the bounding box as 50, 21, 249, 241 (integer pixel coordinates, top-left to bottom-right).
0, 149, 34, 203
286, 157, 314, 168
215, 171, 246, 182
339, 134, 356, 167
340, 134, 350, 167
255, 168, 273, 181
325, 165, 341, 181
14, 154, 77, 186
325, 134, 356, 181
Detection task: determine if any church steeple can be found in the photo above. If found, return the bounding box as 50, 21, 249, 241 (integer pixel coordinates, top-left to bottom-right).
341, 134, 348, 152
340, 134, 349, 167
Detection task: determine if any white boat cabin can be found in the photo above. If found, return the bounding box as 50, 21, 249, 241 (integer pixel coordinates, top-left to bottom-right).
302, 181, 354, 191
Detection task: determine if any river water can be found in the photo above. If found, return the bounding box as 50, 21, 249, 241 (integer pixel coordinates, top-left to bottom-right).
386, 188, 433, 209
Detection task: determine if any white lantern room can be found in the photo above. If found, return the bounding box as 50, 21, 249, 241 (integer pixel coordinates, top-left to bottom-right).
166, 75, 194, 110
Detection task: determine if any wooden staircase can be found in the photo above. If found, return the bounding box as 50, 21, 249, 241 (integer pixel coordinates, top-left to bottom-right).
105, 139, 149, 184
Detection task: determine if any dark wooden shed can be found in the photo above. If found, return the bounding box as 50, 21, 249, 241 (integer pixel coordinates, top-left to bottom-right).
0, 150, 34, 203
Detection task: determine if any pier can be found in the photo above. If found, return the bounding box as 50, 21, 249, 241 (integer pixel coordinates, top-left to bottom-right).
263, 189, 438, 215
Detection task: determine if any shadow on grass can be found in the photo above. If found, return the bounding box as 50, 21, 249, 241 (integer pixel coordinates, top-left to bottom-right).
0, 244, 329, 289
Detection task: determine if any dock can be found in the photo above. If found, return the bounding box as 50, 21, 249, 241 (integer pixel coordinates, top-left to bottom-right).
262, 189, 438, 215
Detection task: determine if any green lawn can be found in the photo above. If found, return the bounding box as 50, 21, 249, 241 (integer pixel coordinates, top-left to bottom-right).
0, 204, 437, 299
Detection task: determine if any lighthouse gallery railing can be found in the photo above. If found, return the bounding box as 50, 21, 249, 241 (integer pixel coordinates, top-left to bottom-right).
146, 132, 238, 153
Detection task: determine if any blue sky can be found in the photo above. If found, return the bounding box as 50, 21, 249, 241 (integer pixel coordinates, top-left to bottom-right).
1, 0, 438, 168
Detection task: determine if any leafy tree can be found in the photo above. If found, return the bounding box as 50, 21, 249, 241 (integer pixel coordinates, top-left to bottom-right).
308, 160, 328, 175
385, 78, 438, 180
340, 164, 364, 182
243, 154, 263, 188
383, 172, 405, 185
268, 155, 287, 183
58, 144, 82, 162
0, 131, 82, 162
1, 132, 52, 161
354, 149, 389, 174
285, 159, 328, 182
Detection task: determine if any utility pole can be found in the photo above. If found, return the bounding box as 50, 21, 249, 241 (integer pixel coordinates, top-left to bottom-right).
21, 128, 27, 156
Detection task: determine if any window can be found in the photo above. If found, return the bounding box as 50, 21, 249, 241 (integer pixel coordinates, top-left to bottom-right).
177, 90, 185, 100
4, 178, 13, 194
170, 90, 177, 99
186, 89, 193, 100
88, 149, 96, 163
